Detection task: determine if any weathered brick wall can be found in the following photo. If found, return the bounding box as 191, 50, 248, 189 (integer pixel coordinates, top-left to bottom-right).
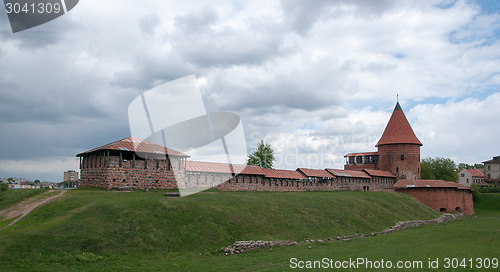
210, 174, 395, 192
378, 144, 420, 180
80, 154, 184, 189
396, 187, 474, 215
80, 152, 396, 192
344, 163, 377, 171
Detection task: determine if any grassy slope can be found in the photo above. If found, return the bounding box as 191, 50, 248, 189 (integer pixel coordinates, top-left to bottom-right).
179, 194, 500, 272
0, 189, 437, 271
0, 189, 46, 211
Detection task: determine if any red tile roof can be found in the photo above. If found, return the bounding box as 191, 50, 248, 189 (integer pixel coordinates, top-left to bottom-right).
325, 169, 371, 179
461, 168, 485, 177
76, 136, 189, 157
296, 168, 335, 178
344, 152, 378, 157
362, 169, 396, 178
376, 102, 422, 147
394, 179, 471, 190
479, 180, 489, 186
262, 168, 307, 180
186, 161, 265, 175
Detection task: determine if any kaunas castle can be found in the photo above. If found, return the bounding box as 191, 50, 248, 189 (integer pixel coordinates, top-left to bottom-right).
77, 102, 474, 214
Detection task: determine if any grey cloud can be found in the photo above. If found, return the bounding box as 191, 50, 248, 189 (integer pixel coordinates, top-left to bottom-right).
170, 8, 290, 67
361, 61, 398, 74
0, 8, 77, 50
205, 61, 347, 114
0, 117, 129, 160
0, 62, 109, 123
174, 7, 218, 33
112, 51, 195, 90
137, 13, 161, 35
280, 0, 398, 36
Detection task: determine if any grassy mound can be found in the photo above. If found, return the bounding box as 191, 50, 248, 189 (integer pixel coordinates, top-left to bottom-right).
0, 189, 437, 270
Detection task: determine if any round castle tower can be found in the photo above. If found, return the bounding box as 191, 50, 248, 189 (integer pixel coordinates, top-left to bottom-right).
376, 102, 422, 180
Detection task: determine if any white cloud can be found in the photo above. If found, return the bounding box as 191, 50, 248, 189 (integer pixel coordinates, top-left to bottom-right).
411, 93, 500, 164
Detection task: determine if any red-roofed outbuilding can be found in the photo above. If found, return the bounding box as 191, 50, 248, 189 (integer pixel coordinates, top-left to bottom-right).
394, 179, 474, 215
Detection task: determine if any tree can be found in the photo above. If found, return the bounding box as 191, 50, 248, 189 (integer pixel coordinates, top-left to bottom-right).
458, 163, 484, 170
247, 140, 275, 169
420, 157, 458, 182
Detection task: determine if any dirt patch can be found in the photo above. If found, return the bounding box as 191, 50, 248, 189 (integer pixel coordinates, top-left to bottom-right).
0, 190, 67, 231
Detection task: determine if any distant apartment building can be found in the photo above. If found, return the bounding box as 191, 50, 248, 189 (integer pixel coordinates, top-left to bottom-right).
483, 156, 500, 183
457, 168, 485, 187
63, 170, 79, 182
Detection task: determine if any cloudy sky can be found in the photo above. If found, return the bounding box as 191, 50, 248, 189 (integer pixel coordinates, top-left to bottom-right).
1, 0, 499, 181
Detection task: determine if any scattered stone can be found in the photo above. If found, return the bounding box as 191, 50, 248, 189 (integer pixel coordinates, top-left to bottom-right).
224, 240, 297, 255
165, 192, 180, 197
222, 213, 464, 255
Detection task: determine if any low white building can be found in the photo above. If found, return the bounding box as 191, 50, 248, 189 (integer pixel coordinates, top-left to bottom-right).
458, 168, 485, 187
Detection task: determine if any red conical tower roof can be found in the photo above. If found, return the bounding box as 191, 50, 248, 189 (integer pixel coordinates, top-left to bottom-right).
376, 102, 422, 147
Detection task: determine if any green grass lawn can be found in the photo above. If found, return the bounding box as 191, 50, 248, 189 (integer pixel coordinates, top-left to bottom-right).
0, 189, 47, 211
0, 190, 498, 271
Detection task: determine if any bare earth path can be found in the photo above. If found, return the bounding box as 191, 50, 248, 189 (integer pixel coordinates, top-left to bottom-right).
0, 190, 67, 231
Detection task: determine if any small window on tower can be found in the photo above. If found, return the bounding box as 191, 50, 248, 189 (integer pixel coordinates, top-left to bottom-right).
401, 154, 404, 161
388, 154, 391, 162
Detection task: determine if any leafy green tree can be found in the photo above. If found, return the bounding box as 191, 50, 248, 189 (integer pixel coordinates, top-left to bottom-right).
420, 157, 458, 182
7, 177, 13, 183
247, 140, 275, 169
458, 163, 484, 170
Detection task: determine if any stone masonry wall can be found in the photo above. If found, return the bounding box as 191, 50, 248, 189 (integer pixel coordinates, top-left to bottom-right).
210, 174, 395, 192
80, 154, 184, 190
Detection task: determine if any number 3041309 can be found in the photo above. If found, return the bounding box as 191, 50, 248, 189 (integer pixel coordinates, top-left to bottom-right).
5, 2, 62, 14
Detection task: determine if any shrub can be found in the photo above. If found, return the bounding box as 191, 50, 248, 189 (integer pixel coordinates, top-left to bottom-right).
470, 184, 481, 202
0, 183, 9, 191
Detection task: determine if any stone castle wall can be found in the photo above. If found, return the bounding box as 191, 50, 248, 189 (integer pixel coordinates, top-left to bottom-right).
80, 154, 184, 190
80, 154, 396, 192
189, 172, 396, 192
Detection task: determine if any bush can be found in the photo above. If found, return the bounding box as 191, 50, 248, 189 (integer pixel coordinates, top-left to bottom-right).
470, 184, 481, 202
480, 185, 500, 193
0, 183, 9, 191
